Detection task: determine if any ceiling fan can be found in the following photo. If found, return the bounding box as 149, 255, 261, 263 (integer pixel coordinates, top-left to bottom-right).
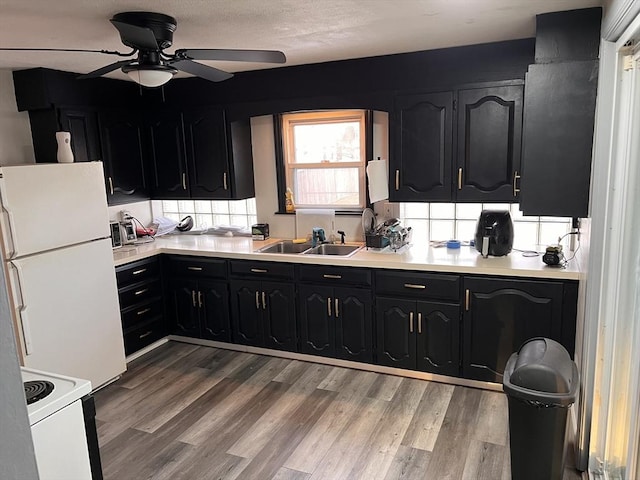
1, 11, 287, 87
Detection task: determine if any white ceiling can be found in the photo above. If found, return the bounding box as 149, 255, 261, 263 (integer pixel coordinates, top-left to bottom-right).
0, 0, 602, 82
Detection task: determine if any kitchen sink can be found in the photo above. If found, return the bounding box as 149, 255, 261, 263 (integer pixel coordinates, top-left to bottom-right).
256, 241, 313, 254
302, 244, 363, 257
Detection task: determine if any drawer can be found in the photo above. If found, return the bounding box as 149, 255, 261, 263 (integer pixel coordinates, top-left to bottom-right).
230, 260, 294, 280
116, 258, 159, 286
376, 270, 460, 301
118, 279, 161, 308
165, 256, 227, 279
298, 265, 371, 286
123, 318, 165, 356
121, 298, 164, 331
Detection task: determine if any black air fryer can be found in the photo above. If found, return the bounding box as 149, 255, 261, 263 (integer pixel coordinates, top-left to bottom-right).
474, 210, 514, 257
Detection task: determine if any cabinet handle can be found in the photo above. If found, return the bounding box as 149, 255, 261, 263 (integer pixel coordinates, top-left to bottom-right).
262, 291, 266, 310
255, 291, 260, 309
323, 274, 342, 279
395, 170, 400, 191
404, 283, 425, 289
335, 298, 339, 318
251, 268, 268, 273
198, 291, 203, 308
418, 312, 422, 334
139, 330, 153, 339
137, 307, 151, 316
192, 290, 197, 308
327, 298, 332, 317
182, 172, 187, 190
458, 168, 463, 190
513, 170, 521, 196
465, 289, 470, 311
134, 288, 148, 296
132, 268, 147, 275
187, 266, 203, 271
409, 311, 414, 333
223, 172, 228, 190
108, 177, 114, 195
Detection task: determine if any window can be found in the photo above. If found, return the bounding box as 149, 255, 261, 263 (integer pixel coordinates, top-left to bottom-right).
280, 110, 367, 210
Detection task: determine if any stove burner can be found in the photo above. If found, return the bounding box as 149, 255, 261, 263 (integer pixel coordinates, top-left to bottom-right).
24, 380, 55, 405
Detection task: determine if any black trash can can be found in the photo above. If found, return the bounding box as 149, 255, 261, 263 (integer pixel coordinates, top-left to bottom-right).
503, 337, 579, 480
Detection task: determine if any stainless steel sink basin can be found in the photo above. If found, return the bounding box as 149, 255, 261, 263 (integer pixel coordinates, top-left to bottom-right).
256, 241, 313, 254
303, 244, 363, 257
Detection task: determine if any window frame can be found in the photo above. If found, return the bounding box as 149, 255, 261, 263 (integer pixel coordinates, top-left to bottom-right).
274, 109, 374, 214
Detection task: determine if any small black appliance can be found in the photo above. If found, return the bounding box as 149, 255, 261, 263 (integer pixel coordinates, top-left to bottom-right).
474, 210, 514, 257
543, 245, 565, 266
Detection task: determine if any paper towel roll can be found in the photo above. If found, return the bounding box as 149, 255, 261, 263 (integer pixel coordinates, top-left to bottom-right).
366, 159, 389, 203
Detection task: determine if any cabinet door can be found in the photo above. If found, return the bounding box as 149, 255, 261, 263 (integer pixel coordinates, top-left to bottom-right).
99, 111, 149, 205
262, 281, 297, 352
463, 277, 563, 382
167, 278, 200, 337
519, 61, 598, 217
147, 111, 189, 199
416, 302, 460, 376
335, 287, 372, 363
299, 285, 335, 356
58, 109, 101, 163
199, 280, 231, 342
375, 297, 415, 369
456, 85, 523, 202
229, 280, 263, 346
183, 108, 230, 199
390, 92, 453, 201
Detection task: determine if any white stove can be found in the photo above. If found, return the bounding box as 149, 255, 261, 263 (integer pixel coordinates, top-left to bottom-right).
21, 367, 99, 480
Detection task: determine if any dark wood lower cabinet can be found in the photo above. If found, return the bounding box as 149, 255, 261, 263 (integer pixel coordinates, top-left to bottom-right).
376, 297, 460, 376
462, 277, 564, 383
229, 279, 297, 351
299, 285, 372, 363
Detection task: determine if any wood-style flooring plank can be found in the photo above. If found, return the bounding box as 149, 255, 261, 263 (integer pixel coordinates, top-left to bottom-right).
384, 445, 432, 480
366, 373, 405, 401
271, 467, 312, 480
474, 390, 509, 446
461, 439, 506, 480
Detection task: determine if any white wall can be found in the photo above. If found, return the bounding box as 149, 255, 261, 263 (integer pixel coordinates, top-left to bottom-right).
0, 70, 35, 166
250, 112, 390, 242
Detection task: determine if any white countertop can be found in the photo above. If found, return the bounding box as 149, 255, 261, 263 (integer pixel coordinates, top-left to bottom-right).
113, 235, 580, 280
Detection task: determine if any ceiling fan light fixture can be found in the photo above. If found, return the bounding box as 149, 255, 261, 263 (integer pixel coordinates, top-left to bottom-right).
122, 64, 177, 87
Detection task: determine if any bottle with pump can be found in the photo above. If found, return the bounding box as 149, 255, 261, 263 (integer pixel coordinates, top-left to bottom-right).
285, 188, 295, 213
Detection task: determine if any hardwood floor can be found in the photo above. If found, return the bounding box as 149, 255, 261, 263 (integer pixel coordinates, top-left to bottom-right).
94, 341, 582, 480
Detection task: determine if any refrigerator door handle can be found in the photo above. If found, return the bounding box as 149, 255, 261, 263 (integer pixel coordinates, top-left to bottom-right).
8, 261, 33, 355
0, 207, 17, 258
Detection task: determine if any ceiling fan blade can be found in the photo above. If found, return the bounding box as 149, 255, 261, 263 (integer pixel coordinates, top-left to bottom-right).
171, 59, 234, 82
77, 60, 133, 79
110, 20, 159, 50
175, 49, 286, 64
0, 47, 135, 57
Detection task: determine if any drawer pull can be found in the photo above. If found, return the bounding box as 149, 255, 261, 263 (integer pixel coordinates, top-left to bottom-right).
262, 291, 266, 309
255, 291, 260, 309
327, 298, 332, 317
404, 283, 426, 289
323, 274, 342, 279
137, 308, 151, 316
187, 266, 203, 271
198, 291, 203, 308
409, 311, 414, 333
139, 330, 153, 339
251, 268, 268, 273
132, 268, 147, 275
335, 298, 339, 318
418, 312, 422, 334
465, 289, 470, 311
134, 288, 148, 296
192, 290, 197, 308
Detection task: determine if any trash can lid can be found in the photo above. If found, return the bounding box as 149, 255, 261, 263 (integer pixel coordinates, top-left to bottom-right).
503, 337, 579, 406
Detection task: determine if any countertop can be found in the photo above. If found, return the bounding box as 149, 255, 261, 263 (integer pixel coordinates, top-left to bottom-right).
113, 235, 580, 280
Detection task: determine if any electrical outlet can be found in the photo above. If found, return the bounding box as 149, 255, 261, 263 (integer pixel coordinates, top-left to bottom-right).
381, 201, 399, 219
119, 210, 131, 222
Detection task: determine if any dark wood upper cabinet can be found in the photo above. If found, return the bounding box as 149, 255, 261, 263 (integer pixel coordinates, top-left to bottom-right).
456, 85, 523, 202
390, 91, 453, 201
58, 109, 102, 163
99, 110, 150, 205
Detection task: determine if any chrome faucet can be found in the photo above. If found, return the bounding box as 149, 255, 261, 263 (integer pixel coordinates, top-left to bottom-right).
312, 227, 326, 247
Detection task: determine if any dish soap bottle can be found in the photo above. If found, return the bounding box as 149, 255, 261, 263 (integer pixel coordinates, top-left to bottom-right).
285, 188, 295, 213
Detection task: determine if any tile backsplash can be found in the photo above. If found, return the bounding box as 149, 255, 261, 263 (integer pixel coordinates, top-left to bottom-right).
161, 199, 257, 229
399, 203, 571, 251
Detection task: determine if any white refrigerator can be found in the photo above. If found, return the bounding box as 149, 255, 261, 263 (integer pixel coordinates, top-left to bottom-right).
0, 162, 126, 389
